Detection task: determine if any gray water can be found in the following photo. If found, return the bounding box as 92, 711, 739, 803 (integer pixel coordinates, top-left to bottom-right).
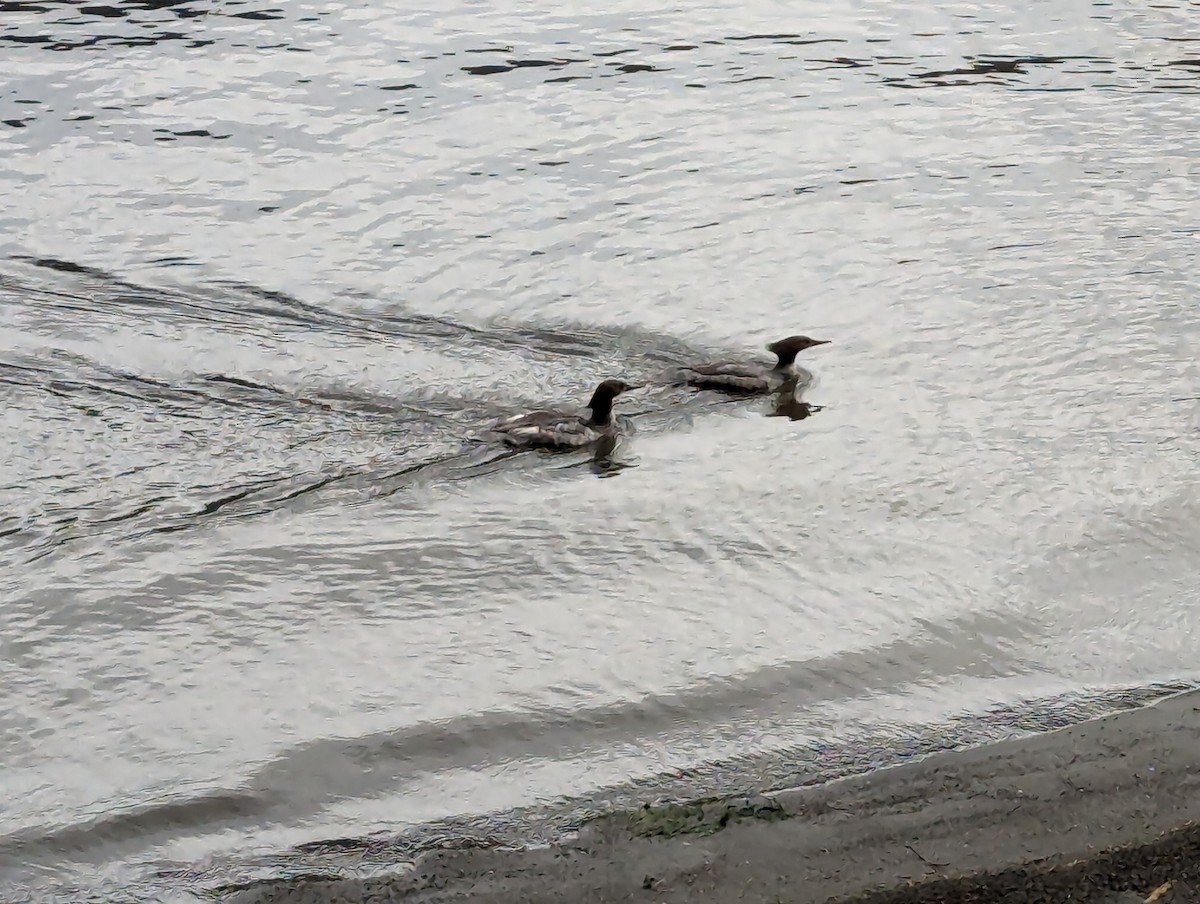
2, 0, 1200, 900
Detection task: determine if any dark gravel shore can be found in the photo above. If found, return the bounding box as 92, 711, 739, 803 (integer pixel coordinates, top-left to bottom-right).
230, 689, 1200, 904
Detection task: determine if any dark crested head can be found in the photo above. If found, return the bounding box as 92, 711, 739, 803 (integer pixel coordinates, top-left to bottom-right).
585, 378, 638, 425
767, 334, 830, 366
593, 378, 636, 398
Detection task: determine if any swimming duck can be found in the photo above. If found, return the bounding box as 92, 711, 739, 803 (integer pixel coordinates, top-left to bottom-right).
489, 379, 638, 450
673, 335, 830, 394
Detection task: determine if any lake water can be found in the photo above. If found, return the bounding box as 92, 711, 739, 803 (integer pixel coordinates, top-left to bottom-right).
2, 0, 1199, 900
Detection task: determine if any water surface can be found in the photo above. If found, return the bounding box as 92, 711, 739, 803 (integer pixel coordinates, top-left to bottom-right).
2, 0, 1199, 899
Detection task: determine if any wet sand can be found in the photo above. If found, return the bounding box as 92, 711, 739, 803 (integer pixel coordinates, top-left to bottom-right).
229, 689, 1200, 904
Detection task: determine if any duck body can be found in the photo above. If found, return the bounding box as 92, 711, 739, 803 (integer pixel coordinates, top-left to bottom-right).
675, 361, 787, 394
675, 335, 830, 394
489, 379, 636, 450
491, 409, 611, 449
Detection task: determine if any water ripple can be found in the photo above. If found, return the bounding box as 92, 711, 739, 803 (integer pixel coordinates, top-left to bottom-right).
2, 0, 1199, 899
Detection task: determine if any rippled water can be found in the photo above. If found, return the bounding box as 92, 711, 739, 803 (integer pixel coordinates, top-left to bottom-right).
2, 0, 1199, 899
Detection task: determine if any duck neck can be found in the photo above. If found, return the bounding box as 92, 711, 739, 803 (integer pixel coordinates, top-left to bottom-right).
773, 352, 798, 373
586, 390, 616, 426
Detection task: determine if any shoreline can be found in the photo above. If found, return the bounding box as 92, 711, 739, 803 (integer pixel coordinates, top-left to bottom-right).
230, 689, 1200, 903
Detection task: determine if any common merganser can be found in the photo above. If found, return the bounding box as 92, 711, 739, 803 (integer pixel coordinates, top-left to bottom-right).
675, 335, 830, 393
489, 379, 638, 450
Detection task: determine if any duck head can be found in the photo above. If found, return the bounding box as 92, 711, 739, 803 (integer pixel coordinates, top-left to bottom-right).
767, 335, 831, 368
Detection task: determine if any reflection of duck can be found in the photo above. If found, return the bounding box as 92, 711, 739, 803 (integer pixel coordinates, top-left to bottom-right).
673, 335, 830, 394
586, 430, 636, 477
768, 375, 825, 421
488, 379, 638, 450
